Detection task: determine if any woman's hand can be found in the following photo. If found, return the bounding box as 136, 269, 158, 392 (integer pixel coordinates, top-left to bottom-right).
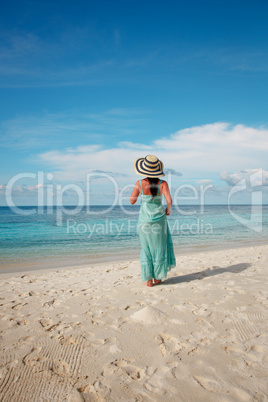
162, 182, 172, 216
165, 207, 171, 215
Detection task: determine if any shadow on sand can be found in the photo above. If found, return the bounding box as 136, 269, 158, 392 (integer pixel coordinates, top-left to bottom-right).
163, 263, 251, 285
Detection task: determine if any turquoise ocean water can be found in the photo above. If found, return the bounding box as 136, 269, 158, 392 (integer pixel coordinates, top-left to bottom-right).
0, 205, 268, 273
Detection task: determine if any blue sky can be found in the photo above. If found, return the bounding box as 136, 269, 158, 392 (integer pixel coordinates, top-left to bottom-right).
1, 0, 268, 205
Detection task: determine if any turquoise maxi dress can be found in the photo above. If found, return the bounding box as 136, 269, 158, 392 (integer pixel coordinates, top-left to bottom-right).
138, 180, 176, 281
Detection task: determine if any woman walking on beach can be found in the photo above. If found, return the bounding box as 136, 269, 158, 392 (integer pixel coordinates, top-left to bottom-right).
130, 155, 176, 287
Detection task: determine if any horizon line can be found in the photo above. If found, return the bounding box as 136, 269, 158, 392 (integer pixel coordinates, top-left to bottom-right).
0, 204, 267, 208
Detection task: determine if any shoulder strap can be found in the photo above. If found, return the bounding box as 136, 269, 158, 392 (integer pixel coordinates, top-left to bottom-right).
157, 180, 163, 195
139, 180, 144, 195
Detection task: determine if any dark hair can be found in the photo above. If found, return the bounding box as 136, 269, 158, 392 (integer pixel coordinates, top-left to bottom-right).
147, 177, 159, 198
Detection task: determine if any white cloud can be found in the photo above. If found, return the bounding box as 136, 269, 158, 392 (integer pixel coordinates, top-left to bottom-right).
220, 168, 268, 187
118, 141, 151, 150
38, 122, 268, 182
155, 122, 268, 152
5, 121, 267, 204
241, 169, 268, 186
220, 170, 242, 186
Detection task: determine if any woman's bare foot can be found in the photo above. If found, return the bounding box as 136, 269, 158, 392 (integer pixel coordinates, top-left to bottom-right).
146, 280, 153, 287
154, 279, 161, 285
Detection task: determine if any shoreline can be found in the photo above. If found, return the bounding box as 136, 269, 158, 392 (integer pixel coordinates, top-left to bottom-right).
1, 238, 268, 276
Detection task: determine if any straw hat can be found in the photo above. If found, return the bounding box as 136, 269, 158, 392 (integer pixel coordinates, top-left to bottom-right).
134, 155, 165, 178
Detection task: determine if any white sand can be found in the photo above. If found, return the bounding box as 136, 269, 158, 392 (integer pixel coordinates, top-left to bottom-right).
0, 244, 268, 401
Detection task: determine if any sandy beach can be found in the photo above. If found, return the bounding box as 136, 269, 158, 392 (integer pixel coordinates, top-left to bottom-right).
0, 244, 268, 401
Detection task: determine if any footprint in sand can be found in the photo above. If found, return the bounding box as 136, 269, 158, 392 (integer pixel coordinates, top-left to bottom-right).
101, 364, 118, 377
23, 347, 47, 367
92, 337, 122, 354
78, 380, 111, 398
144, 381, 166, 396
57, 335, 78, 345
109, 344, 122, 354
42, 300, 56, 310
192, 305, 212, 317
142, 362, 182, 396
51, 359, 71, 377
193, 375, 223, 393
39, 318, 53, 328
102, 359, 142, 381
250, 344, 266, 353
155, 333, 182, 356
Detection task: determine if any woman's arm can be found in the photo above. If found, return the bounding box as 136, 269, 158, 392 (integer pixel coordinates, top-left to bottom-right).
130, 181, 140, 205
161, 181, 173, 215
